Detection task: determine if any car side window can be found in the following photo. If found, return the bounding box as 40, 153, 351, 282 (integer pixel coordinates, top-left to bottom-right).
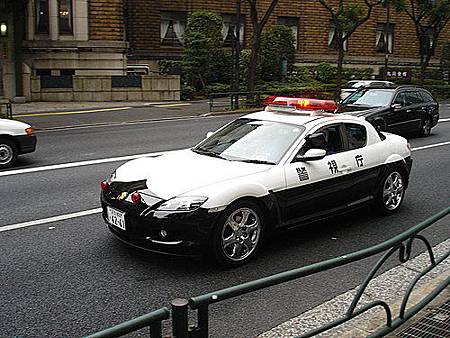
393, 93, 406, 107
297, 125, 345, 157
419, 90, 435, 103
405, 91, 423, 105
345, 123, 367, 150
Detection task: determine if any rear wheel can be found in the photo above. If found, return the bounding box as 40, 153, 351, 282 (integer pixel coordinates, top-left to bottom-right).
418, 116, 432, 137
211, 201, 264, 267
0, 138, 17, 169
374, 168, 405, 215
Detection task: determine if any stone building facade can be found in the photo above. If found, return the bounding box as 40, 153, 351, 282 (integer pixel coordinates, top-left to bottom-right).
126, 0, 450, 75
1, 0, 128, 100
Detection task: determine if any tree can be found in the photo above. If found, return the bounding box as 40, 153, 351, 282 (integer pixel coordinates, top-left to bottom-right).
182, 11, 225, 90
260, 25, 296, 82
318, 0, 383, 94
245, 0, 280, 92
403, 0, 450, 82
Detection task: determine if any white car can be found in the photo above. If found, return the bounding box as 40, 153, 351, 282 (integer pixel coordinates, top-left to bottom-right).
340, 80, 395, 100
100, 97, 412, 266
0, 118, 37, 169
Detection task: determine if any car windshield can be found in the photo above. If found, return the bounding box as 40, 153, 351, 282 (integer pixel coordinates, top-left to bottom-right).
193, 118, 305, 164
341, 89, 394, 107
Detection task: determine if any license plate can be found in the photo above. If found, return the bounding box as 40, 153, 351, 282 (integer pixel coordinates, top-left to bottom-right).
107, 207, 126, 231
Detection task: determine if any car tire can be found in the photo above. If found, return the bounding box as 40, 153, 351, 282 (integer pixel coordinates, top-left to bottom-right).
0, 138, 18, 169
210, 200, 264, 267
373, 167, 406, 215
418, 116, 432, 137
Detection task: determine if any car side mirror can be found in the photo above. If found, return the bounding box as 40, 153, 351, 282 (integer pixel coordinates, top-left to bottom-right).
392, 103, 402, 111
206, 131, 214, 138
295, 149, 327, 162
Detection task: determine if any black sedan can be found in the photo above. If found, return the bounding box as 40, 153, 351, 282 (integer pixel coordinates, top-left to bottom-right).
338, 85, 439, 137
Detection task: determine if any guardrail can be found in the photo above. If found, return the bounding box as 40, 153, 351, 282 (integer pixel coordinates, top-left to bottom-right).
85, 206, 449, 338
84, 307, 170, 338
208, 88, 336, 112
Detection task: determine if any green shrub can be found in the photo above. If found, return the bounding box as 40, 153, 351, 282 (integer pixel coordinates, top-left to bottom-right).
158, 60, 182, 75
181, 85, 196, 100
422, 85, 450, 100
315, 63, 337, 83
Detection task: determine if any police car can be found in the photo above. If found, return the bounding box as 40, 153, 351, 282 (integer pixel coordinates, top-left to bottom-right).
0, 118, 37, 169
100, 97, 412, 266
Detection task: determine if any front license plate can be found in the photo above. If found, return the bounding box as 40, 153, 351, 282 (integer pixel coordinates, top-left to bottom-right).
107, 207, 126, 231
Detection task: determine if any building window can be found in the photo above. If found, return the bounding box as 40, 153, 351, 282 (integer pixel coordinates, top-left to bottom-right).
328, 21, 347, 51
36, 0, 49, 34
420, 27, 435, 55
376, 23, 394, 53
58, 0, 73, 34
161, 11, 186, 47
222, 14, 245, 47
278, 17, 299, 49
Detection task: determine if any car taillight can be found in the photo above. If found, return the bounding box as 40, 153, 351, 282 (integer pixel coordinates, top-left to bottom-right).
131, 192, 141, 204
25, 127, 34, 136
100, 181, 109, 191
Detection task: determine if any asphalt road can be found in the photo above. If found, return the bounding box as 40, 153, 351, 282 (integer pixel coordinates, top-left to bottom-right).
0, 108, 449, 338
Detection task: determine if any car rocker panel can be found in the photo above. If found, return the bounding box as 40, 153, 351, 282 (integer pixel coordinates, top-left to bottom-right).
100, 98, 412, 266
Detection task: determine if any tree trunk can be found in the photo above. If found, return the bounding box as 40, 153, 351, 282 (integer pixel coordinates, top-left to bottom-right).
335, 47, 345, 98
419, 53, 432, 84
247, 32, 261, 93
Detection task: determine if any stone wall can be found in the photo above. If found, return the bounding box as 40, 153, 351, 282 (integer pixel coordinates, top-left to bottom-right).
30, 75, 180, 102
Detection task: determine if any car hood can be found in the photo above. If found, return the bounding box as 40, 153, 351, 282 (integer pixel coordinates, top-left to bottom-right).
113, 149, 271, 200
338, 104, 388, 117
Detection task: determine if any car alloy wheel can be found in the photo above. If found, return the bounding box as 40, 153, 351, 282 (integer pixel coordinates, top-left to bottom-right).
0, 139, 17, 168
420, 117, 431, 137
382, 171, 404, 211
211, 201, 264, 266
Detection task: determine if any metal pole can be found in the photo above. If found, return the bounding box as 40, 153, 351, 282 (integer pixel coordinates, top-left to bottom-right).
171, 298, 189, 338
234, 0, 241, 109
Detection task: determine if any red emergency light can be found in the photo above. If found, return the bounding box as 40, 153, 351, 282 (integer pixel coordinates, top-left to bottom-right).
267, 96, 338, 112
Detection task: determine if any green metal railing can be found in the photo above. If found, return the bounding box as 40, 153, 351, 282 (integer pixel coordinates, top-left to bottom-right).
84, 307, 170, 338
85, 206, 450, 338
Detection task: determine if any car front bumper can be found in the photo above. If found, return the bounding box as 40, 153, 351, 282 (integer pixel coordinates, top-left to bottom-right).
15, 135, 37, 154
100, 192, 222, 256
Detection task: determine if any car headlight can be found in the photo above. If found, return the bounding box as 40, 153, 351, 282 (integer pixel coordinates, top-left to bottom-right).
156, 196, 208, 211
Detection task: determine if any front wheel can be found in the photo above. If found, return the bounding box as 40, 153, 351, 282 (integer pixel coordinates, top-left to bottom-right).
210, 201, 264, 267
374, 168, 406, 215
0, 138, 18, 169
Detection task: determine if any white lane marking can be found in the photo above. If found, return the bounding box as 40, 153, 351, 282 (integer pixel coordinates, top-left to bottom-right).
439, 118, 450, 122
0, 150, 174, 177
412, 141, 450, 151
0, 208, 102, 233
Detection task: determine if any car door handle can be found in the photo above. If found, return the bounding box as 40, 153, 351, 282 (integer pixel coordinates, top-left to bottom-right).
338, 165, 352, 173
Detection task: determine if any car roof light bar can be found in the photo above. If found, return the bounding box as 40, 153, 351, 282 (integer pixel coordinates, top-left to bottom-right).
266, 97, 338, 113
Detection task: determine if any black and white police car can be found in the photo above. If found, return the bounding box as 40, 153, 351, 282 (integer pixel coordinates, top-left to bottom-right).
100, 97, 412, 266
0, 118, 37, 169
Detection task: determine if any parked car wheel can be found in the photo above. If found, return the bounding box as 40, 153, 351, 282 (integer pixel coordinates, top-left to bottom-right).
0, 138, 18, 169
374, 168, 405, 215
418, 116, 432, 137
211, 201, 264, 267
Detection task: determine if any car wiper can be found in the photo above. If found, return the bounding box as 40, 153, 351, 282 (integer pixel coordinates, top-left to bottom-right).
240, 159, 275, 165
191, 148, 226, 160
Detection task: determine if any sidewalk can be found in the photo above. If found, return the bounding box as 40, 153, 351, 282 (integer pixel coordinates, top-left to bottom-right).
260, 239, 450, 338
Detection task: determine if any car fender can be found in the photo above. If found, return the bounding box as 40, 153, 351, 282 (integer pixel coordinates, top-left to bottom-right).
196, 180, 270, 210
384, 153, 404, 165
